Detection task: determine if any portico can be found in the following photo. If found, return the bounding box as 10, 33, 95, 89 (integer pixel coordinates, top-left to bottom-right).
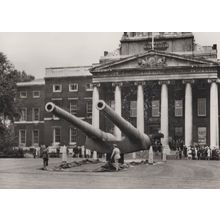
90, 32, 220, 152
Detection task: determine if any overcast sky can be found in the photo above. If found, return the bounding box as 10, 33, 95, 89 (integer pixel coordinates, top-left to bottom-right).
0, 32, 219, 79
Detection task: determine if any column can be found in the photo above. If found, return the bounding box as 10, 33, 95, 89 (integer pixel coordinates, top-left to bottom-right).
184, 81, 193, 147
92, 83, 100, 159
160, 81, 170, 155
133, 81, 145, 159
137, 82, 145, 134
209, 80, 219, 149
217, 85, 219, 147
112, 82, 123, 140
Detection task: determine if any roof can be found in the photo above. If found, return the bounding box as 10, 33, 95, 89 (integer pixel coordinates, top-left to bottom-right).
45, 66, 92, 78
17, 78, 45, 87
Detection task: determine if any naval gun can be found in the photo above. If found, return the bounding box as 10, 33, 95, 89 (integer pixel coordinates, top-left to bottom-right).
96, 100, 154, 153
45, 101, 161, 154
45, 102, 117, 154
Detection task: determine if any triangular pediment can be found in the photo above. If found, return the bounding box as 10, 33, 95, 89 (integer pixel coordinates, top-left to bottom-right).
91, 50, 218, 72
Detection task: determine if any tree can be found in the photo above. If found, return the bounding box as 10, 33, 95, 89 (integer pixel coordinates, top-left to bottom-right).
0, 52, 34, 151
13, 70, 35, 83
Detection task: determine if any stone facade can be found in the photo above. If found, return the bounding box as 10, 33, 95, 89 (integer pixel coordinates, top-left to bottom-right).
91, 32, 220, 150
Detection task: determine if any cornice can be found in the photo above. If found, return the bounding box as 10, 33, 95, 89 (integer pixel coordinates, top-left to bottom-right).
90, 50, 218, 73
93, 72, 218, 84
120, 33, 194, 43
92, 65, 218, 79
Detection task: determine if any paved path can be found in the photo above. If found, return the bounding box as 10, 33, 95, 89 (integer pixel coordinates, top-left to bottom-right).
0, 158, 220, 188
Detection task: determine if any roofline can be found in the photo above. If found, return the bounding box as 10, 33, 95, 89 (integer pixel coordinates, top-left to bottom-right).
16, 79, 45, 87
44, 74, 92, 79
92, 64, 219, 73
17, 83, 45, 87
45, 65, 91, 70
120, 33, 194, 43
90, 50, 219, 71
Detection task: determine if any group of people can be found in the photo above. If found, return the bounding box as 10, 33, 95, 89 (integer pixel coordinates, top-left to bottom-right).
176, 145, 220, 160
72, 146, 96, 159
39, 144, 121, 171
73, 144, 121, 171
151, 138, 220, 161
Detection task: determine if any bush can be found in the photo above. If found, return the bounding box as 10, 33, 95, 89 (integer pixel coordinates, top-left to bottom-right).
2, 148, 24, 158
211, 149, 220, 160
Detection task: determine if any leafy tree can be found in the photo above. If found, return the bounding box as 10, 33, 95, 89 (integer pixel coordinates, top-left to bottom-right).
0, 52, 34, 151
13, 69, 35, 83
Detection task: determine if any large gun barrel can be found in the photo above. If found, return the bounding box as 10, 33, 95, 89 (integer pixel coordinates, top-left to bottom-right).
96, 100, 151, 151
45, 102, 117, 153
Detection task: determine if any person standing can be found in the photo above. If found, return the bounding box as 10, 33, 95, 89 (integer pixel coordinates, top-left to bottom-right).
207, 147, 211, 160
33, 148, 36, 158
42, 145, 49, 170
194, 147, 198, 160
187, 147, 192, 160
111, 144, 121, 171
197, 147, 201, 160
179, 148, 182, 159
183, 145, 187, 159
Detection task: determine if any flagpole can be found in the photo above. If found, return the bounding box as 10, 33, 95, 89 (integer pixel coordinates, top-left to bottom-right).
152, 32, 154, 50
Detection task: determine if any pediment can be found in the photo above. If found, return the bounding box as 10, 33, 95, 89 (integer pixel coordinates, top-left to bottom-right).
91, 50, 218, 72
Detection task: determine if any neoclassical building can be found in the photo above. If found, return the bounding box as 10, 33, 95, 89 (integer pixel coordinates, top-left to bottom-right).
14, 32, 220, 156
90, 32, 220, 153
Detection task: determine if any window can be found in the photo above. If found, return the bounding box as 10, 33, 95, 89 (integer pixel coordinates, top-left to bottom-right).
69, 127, 77, 144
53, 127, 61, 144
33, 91, 40, 98
20, 91, 27, 98
53, 84, 62, 92
86, 101, 92, 115
198, 127, 207, 145
175, 127, 183, 137
69, 83, 78, 92
70, 100, 78, 115
130, 101, 137, 117
175, 100, 183, 117
152, 100, 160, 117
85, 83, 93, 91
32, 108, 40, 121
19, 129, 26, 146
197, 98, 206, 116
32, 130, 39, 145
20, 108, 27, 121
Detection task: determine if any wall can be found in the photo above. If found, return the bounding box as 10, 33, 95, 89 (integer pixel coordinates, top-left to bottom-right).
15, 84, 45, 147
120, 37, 194, 56
99, 80, 214, 146
44, 76, 92, 146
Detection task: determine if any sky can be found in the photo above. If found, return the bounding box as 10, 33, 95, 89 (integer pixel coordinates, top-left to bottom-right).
0, 32, 220, 79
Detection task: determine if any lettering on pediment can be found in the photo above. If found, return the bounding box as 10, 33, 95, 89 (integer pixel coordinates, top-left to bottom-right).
138, 56, 167, 67
144, 41, 169, 51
